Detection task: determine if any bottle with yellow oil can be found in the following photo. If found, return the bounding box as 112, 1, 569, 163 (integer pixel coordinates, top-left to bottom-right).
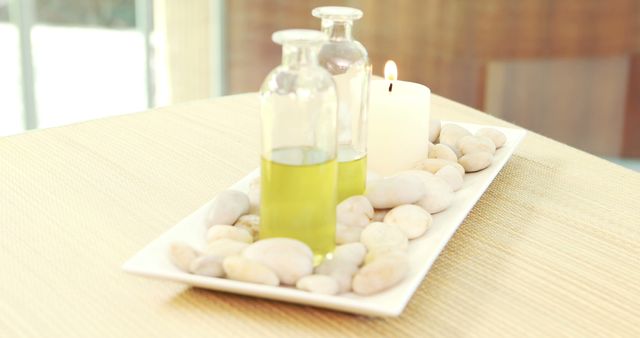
259, 29, 338, 262
313, 6, 371, 202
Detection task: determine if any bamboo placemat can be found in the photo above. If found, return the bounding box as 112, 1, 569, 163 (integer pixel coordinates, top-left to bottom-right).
1, 94, 639, 337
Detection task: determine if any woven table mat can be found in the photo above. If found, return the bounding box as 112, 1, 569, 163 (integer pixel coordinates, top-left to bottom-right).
1, 94, 639, 337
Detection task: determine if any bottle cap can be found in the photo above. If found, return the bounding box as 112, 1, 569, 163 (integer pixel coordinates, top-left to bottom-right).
272, 29, 328, 46
312, 6, 363, 21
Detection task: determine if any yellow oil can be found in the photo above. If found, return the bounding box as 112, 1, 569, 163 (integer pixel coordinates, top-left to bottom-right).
260, 147, 337, 263
337, 155, 367, 202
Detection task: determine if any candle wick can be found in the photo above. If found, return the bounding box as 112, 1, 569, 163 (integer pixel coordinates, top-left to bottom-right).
388, 83, 393, 92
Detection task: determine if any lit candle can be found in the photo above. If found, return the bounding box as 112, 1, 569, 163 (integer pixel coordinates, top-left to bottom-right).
367, 60, 431, 176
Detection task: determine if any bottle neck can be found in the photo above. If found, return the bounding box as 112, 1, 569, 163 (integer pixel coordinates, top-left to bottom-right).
321, 19, 353, 41
282, 44, 319, 68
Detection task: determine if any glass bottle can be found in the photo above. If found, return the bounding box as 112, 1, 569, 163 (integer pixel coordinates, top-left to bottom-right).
313, 6, 371, 202
259, 29, 338, 262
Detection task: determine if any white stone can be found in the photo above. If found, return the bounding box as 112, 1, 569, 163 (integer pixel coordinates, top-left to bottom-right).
234, 214, 260, 241
371, 209, 389, 222
457, 135, 496, 155
383, 204, 432, 239
337, 196, 374, 228
429, 143, 458, 162
333, 242, 367, 267
441, 142, 462, 158
205, 190, 250, 226
400, 170, 454, 214
204, 238, 249, 257
207, 225, 253, 244
360, 222, 408, 252
364, 247, 407, 265
189, 255, 224, 277
168, 241, 199, 272
435, 164, 464, 191
438, 124, 471, 149
222, 255, 279, 286
242, 238, 313, 285
352, 254, 410, 295
476, 127, 507, 148
459, 151, 493, 173
315, 257, 359, 293
414, 174, 454, 214
414, 158, 465, 176
295, 275, 339, 295
365, 174, 426, 209
336, 223, 364, 244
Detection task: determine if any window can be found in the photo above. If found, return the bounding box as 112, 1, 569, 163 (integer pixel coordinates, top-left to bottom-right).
0, 0, 152, 136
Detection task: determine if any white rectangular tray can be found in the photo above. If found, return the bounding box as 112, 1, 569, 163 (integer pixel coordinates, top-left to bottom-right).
123, 121, 526, 317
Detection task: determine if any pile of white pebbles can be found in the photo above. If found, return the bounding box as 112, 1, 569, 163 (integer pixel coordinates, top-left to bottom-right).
169, 121, 506, 296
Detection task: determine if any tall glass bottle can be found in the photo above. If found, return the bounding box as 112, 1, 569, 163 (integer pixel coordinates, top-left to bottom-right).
259, 30, 338, 262
313, 6, 371, 202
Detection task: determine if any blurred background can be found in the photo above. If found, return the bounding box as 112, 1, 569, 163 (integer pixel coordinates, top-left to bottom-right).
1, 0, 638, 170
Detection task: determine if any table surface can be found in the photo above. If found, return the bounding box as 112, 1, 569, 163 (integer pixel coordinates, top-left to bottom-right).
1, 93, 639, 337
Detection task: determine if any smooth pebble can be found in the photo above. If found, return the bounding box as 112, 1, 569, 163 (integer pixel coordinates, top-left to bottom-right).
242, 238, 313, 285
296, 275, 339, 295
315, 258, 359, 293
206, 190, 250, 226
189, 255, 224, 277
401, 170, 454, 214
168, 242, 199, 272
337, 196, 374, 228
204, 238, 249, 257
364, 247, 407, 265
429, 143, 458, 162
360, 222, 408, 252
457, 135, 496, 155
336, 224, 364, 244
207, 225, 253, 244
459, 151, 493, 172
222, 255, 279, 286
352, 254, 410, 295
234, 214, 260, 241
414, 158, 464, 176
438, 124, 471, 149
372, 209, 389, 222
476, 128, 506, 148
365, 174, 426, 209
383, 204, 432, 239
333, 242, 367, 267
415, 174, 454, 214
442, 142, 462, 158
435, 164, 464, 191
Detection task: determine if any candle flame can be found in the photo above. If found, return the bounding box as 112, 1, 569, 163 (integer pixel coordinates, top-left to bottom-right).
384, 60, 398, 81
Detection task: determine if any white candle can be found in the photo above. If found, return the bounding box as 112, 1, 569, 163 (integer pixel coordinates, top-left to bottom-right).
367, 61, 430, 176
